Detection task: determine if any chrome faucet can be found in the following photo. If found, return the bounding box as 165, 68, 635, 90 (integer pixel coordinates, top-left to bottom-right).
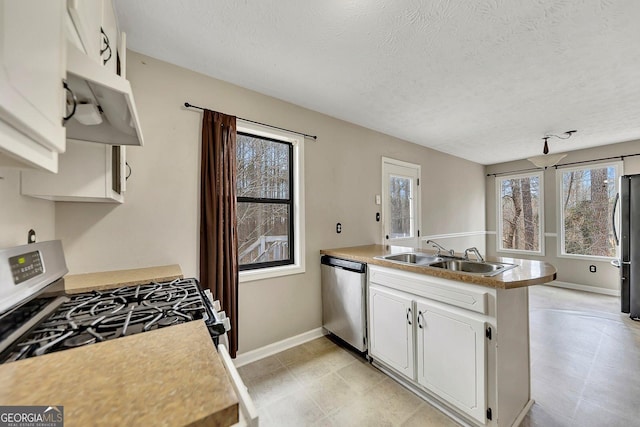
464, 247, 484, 262
426, 240, 455, 257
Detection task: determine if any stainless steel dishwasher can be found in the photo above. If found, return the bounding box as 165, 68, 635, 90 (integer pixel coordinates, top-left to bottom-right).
321, 255, 367, 352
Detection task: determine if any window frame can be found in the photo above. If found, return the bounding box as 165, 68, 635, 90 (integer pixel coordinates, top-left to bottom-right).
236, 121, 305, 282
236, 131, 294, 271
496, 171, 545, 256
556, 161, 622, 261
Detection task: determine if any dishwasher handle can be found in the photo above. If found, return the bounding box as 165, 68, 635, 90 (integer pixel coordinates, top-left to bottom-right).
321, 256, 366, 274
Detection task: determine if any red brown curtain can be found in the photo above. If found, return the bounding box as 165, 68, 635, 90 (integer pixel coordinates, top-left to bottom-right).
200, 110, 239, 357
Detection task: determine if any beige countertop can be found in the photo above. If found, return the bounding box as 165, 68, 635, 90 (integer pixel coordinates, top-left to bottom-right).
0, 321, 238, 426
320, 244, 556, 289
61, 264, 184, 294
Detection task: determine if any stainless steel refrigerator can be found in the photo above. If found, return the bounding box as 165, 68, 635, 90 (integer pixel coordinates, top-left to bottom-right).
616, 174, 640, 319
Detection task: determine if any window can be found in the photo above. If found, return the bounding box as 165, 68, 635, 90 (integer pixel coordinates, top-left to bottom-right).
497, 172, 544, 254
382, 157, 421, 247
236, 122, 305, 281
558, 162, 621, 259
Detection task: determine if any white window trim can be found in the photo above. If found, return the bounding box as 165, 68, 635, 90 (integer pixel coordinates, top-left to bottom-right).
556, 161, 622, 261
381, 157, 421, 247
496, 171, 545, 256
236, 120, 305, 283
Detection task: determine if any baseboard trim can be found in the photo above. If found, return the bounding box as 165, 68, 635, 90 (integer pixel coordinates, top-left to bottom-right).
234, 327, 326, 367
513, 399, 535, 427
546, 281, 620, 296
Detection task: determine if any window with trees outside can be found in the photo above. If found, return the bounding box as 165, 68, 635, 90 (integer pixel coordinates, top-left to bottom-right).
558, 162, 621, 259
497, 172, 544, 254
236, 128, 300, 274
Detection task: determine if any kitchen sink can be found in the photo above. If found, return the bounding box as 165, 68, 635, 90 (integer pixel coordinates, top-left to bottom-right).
375, 252, 517, 277
376, 253, 443, 265
428, 259, 517, 277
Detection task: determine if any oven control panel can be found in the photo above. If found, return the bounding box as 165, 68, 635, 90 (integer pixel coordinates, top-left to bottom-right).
9, 251, 43, 285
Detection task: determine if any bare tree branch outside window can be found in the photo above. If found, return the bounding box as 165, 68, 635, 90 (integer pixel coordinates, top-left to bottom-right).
236, 133, 293, 269
389, 176, 412, 238
499, 175, 541, 252
561, 166, 617, 257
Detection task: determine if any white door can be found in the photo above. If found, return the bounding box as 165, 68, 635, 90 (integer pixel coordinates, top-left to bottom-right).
416, 298, 487, 423
368, 284, 415, 379
382, 158, 420, 248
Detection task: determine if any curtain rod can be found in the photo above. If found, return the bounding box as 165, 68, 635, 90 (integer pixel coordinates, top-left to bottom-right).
486, 167, 541, 177
184, 102, 317, 140
486, 153, 640, 177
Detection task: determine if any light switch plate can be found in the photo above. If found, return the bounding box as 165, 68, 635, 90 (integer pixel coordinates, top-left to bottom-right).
375, 195, 381, 205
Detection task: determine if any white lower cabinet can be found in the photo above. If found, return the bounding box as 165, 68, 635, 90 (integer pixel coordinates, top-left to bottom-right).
369, 284, 414, 379
368, 265, 532, 427
416, 299, 486, 423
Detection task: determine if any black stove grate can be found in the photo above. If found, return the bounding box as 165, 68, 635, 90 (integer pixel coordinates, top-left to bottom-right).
1, 278, 222, 363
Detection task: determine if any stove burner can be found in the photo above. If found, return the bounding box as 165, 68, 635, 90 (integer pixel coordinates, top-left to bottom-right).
1, 278, 222, 363
65, 333, 96, 348
158, 316, 182, 327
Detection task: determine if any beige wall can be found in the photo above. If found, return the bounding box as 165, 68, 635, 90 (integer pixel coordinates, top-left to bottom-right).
0, 168, 55, 248
53, 51, 485, 353
485, 139, 640, 292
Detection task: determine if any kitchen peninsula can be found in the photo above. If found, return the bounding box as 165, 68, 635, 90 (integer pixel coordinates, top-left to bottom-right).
320, 244, 556, 427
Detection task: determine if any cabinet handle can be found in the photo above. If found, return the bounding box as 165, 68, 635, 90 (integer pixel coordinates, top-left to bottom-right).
62, 80, 77, 123
417, 310, 424, 329
406, 307, 412, 325
101, 27, 112, 65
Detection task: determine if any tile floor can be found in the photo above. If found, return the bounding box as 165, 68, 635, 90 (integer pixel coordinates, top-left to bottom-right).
237, 285, 640, 426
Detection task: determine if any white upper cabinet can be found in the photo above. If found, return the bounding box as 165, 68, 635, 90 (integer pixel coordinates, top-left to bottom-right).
64, 0, 144, 147
0, 0, 66, 172
22, 139, 126, 203
66, 0, 102, 63
101, 0, 118, 74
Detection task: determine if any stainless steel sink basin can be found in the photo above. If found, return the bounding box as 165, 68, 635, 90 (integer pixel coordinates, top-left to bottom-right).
376, 253, 443, 265
375, 252, 517, 277
428, 259, 517, 277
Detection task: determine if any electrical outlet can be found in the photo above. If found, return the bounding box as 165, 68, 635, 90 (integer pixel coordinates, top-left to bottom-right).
589, 265, 597, 273
336, 223, 342, 234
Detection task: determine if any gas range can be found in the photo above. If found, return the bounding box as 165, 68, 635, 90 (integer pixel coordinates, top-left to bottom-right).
0, 241, 229, 364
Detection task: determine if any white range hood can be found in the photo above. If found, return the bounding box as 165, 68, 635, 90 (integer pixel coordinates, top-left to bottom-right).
65, 42, 144, 146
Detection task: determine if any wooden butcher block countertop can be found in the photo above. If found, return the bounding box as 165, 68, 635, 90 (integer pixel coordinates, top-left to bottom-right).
320, 244, 556, 289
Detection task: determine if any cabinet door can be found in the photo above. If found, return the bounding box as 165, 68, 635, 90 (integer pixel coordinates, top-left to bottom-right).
67, 0, 102, 62
0, 0, 66, 158
369, 284, 414, 379
416, 299, 487, 423
21, 140, 124, 203
101, 0, 117, 73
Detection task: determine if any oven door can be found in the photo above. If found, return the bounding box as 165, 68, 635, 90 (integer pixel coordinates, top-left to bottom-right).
218, 344, 259, 427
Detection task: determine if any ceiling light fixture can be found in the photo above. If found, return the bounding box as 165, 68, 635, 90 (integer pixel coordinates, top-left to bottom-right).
527, 130, 576, 168
541, 130, 577, 154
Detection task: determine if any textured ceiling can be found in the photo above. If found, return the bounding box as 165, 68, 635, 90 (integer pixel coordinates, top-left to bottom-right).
114, 0, 640, 165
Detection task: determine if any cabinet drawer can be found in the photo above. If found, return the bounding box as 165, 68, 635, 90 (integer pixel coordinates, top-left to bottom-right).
369, 266, 490, 315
